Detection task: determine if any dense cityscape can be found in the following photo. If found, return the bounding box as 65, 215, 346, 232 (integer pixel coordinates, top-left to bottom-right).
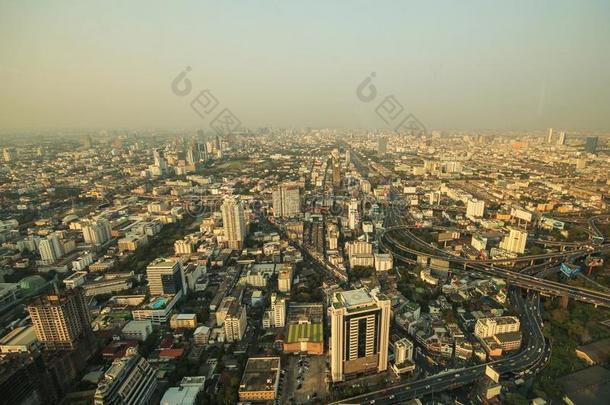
0, 129, 609, 405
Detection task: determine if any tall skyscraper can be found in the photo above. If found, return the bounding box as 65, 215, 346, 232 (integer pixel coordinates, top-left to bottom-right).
557, 131, 566, 146
585, 136, 598, 154
329, 289, 391, 382
28, 288, 92, 351
272, 183, 301, 218
146, 258, 185, 296
221, 197, 247, 249
94, 347, 157, 405
500, 228, 528, 254
547, 128, 553, 143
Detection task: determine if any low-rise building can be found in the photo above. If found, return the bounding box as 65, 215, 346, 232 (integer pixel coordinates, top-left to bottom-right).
121, 320, 153, 341
160, 376, 206, 405
238, 357, 281, 402
132, 294, 181, 325
170, 313, 197, 330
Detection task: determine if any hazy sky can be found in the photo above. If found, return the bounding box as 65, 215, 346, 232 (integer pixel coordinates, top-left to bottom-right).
1, 0, 610, 131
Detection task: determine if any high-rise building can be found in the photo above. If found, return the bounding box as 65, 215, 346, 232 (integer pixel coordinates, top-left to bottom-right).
329, 289, 391, 382
557, 131, 566, 146
82, 219, 113, 245
500, 228, 528, 254
186, 146, 199, 165
345, 149, 351, 165
347, 199, 360, 230
327, 223, 339, 250
224, 303, 247, 342
28, 288, 92, 351
221, 197, 247, 250
39, 235, 63, 265
378, 137, 387, 155
332, 159, 341, 190
466, 199, 485, 218
585, 136, 598, 154
146, 258, 185, 296
270, 293, 285, 328
547, 128, 553, 143
153, 148, 168, 170
310, 218, 324, 253
394, 337, 414, 364
272, 183, 301, 218
94, 347, 157, 405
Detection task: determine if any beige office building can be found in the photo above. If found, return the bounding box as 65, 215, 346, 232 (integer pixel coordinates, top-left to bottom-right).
330, 289, 391, 382
28, 288, 91, 351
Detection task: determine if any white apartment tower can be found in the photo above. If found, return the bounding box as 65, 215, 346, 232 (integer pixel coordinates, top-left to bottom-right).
347, 199, 360, 230
224, 304, 247, 342
466, 199, 485, 218
500, 228, 528, 254
221, 197, 247, 250
39, 234, 64, 265
82, 219, 112, 245
272, 183, 301, 218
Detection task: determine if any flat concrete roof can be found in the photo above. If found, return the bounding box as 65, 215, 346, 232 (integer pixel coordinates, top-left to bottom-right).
341, 289, 374, 307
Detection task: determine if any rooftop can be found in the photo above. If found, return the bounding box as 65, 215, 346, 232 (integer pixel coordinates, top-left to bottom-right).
239, 357, 280, 393
340, 288, 374, 307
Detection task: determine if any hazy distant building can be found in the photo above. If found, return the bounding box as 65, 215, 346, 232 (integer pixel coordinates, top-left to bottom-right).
221, 197, 247, 250
547, 128, 554, 143
330, 289, 391, 382
557, 131, 566, 146
378, 137, 388, 155
2, 147, 17, 162
585, 136, 598, 154
272, 183, 301, 218
332, 159, 341, 190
